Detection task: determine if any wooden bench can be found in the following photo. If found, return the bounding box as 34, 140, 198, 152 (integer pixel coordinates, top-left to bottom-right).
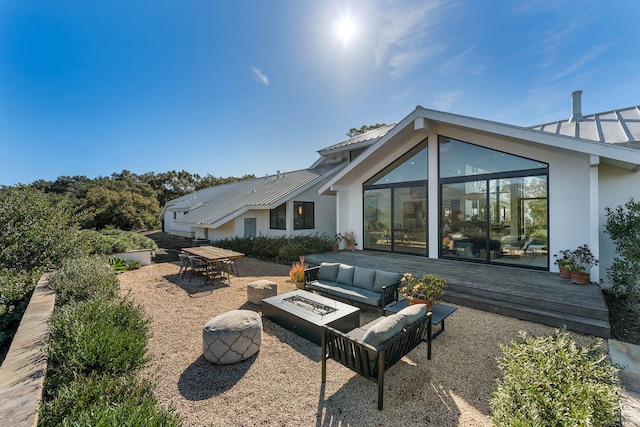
321, 311, 432, 410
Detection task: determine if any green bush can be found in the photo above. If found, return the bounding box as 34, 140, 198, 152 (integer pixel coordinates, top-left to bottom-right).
48, 257, 120, 307
45, 297, 150, 395
490, 330, 621, 426
0, 269, 39, 364
39, 374, 181, 427
604, 198, 640, 314
107, 257, 128, 274
78, 229, 157, 255
212, 236, 254, 255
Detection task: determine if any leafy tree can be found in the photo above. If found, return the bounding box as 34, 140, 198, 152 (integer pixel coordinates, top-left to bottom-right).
0, 187, 84, 271
604, 198, 640, 313
83, 186, 161, 230
346, 123, 388, 138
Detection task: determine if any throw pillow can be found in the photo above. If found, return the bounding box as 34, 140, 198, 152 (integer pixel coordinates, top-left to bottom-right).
317, 262, 340, 282
336, 264, 355, 286
361, 314, 405, 348
372, 270, 402, 293
352, 266, 376, 290
396, 304, 427, 326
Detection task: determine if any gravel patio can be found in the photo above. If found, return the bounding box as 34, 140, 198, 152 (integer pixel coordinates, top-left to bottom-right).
117, 255, 600, 427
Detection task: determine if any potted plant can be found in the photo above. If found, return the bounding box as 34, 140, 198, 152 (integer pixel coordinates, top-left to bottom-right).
553, 249, 575, 278
399, 273, 447, 311
343, 231, 356, 251
567, 244, 599, 285
288, 256, 307, 289
333, 233, 344, 252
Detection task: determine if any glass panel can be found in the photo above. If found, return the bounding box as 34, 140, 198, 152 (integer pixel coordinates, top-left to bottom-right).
439, 136, 547, 178
294, 202, 314, 230
364, 189, 391, 250
441, 181, 488, 260
393, 187, 427, 254
365, 141, 427, 185
491, 176, 548, 268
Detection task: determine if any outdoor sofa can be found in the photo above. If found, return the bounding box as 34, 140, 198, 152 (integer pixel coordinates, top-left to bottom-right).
321, 303, 432, 410
303, 262, 401, 309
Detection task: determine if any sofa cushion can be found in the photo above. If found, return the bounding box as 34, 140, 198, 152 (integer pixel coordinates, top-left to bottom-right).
352, 266, 376, 290
372, 270, 402, 293
308, 281, 380, 307
396, 304, 427, 326
336, 264, 355, 286
318, 262, 340, 282
361, 313, 405, 348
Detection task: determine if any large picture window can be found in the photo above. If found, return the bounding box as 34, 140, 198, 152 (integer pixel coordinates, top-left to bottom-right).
363, 140, 428, 255
439, 136, 549, 269
294, 202, 314, 230
270, 203, 286, 230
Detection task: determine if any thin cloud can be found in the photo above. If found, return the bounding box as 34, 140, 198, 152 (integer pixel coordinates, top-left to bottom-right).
430, 90, 461, 110
251, 66, 270, 85
374, 0, 457, 79
553, 42, 614, 80
440, 45, 486, 76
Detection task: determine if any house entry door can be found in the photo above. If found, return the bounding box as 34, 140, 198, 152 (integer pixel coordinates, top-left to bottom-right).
244, 218, 256, 238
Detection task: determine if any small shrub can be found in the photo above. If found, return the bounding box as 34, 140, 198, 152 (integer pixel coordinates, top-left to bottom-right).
126, 260, 141, 270
107, 257, 128, 274
48, 257, 119, 307
45, 297, 150, 395
211, 236, 253, 255
289, 257, 307, 282
78, 229, 157, 255
490, 330, 621, 426
279, 241, 306, 262
39, 374, 181, 427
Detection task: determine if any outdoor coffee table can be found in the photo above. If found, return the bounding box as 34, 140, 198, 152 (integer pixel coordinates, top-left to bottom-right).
384, 300, 457, 359
262, 290, 360, 346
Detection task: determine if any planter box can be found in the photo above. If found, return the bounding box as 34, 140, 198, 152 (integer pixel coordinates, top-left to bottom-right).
111, 249, 153, 266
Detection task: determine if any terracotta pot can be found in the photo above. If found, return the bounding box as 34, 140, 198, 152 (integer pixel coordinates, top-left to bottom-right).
332, 245, 339, 252
347, 241, 355, 251
558, 265, 571, 278
570, 271, 590, 285
295, 281, 305, 290
406, 297, 433, 312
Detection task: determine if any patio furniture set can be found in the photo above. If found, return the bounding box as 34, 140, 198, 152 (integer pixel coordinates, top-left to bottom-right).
198, 257, 457, 410
178, 246, 244, 284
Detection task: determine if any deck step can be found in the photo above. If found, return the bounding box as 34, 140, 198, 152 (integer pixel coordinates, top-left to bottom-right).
443, 289, 610, 337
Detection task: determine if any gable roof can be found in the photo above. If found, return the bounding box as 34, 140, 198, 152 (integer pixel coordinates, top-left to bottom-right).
530, 105, 640, 145
317, 123, 397, 156
319, 105, 640, 195
169, 167, 341, 228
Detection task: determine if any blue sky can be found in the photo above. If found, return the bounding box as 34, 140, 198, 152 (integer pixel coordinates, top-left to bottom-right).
1, 0, 639, 186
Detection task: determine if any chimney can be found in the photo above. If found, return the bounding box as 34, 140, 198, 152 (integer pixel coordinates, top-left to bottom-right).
569, 90, 583, 122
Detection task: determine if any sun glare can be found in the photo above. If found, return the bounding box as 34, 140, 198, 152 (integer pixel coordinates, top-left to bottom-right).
335, 16, 357, 47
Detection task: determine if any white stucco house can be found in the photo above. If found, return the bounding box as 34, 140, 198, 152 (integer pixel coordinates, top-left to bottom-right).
319, 91, 640, 286
160, 124, 396, 242
162, 91, 639, 286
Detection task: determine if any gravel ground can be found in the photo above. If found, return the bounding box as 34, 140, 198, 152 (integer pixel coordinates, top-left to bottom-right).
119, 257, 600, 427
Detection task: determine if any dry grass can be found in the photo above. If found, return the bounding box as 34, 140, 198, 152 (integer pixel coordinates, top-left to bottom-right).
119, 257, 593, 427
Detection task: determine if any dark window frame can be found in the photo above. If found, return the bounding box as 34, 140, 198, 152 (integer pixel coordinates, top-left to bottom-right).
270, 203, 286, 230
294, 201, 315, 230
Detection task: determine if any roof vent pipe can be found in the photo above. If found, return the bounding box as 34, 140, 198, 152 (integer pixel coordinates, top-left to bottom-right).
569, 90, 583, 122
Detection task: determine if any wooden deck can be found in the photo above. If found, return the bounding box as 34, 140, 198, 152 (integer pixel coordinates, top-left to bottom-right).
304, 250, 610, 338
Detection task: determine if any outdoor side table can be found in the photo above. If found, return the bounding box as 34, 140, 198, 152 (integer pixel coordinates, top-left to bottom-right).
384, 300, 457, 359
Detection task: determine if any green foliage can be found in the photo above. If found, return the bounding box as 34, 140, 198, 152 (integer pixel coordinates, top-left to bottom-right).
0, 187, 85, 272
0, 269, 39, 363
48, 257, 120, 308
45, 297, 150, 397
107, 257, 128, 273
604, 198, 640, 313
490, 330, 621, 427
78, 229, 157, 255
346, 123, 388, 138
39, 374, 181, 427
83, 185, 161, 230
211, 236, 254, 255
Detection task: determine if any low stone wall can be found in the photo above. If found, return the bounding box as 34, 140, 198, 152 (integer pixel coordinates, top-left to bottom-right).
0, 274, 55, 427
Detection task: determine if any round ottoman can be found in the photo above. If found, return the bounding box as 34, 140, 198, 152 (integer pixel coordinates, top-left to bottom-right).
247, 279, 277, 305
203, 310, 263, 364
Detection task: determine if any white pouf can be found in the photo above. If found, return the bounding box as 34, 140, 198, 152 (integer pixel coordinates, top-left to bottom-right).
247, 280, 278, 305
203, 310, 263, 364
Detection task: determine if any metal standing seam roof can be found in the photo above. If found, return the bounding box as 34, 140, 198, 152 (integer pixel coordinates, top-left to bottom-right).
530, 105, 640, 145
174, 169, 330, 226
317, 123, 397, 154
